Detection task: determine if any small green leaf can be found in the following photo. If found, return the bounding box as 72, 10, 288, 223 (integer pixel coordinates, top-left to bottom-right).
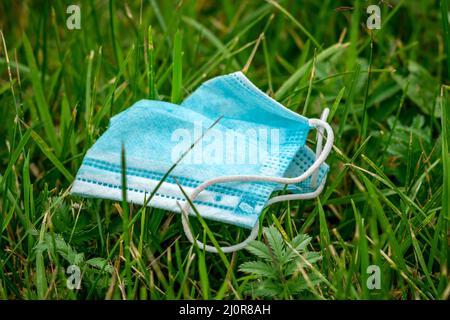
245, 240, 272, 261
239, 261, 275, 278
86, 257, 114, 274
264, 226, 285, 261
392, 61, 439, 116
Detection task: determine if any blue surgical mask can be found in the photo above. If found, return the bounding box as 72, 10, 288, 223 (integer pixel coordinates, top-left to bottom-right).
71, 71, 333, 253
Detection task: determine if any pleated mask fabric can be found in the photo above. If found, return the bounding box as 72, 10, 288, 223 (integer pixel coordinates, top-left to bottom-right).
71, 71, 331, 236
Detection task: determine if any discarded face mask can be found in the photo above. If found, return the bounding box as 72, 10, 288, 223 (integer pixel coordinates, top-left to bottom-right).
71, 71, 334, 253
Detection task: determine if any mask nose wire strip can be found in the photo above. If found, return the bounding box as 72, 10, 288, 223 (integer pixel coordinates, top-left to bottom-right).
180, 117, 334, 253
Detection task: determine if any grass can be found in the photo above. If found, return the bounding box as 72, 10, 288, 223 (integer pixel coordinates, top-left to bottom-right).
0, 0, 449, 300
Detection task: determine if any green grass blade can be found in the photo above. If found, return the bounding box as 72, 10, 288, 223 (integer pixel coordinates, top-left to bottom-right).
317, 198, 331, 269
441, 0, 450, 78
440, 86, 449, 298
361, 175, 406, 271
31, 131, 74, 182
0, 128, 31, 186
22, 34, 59, 153
85, 50, 94, 130
196, 249, 210, 299
109, 0, 123, 66
93, 45, 135, 127
361, 40, 374, 140
171, 30, 183, 104
147, 26, 156, 99
328, 86, 345, 121
35, 250, 48, 299
351, 200, 370, 299
120, 144, 132, 298
275, 43, 347, 100
266, 0, 321, 49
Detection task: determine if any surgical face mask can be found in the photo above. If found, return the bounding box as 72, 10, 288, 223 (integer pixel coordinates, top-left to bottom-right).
71, 71, 334, 253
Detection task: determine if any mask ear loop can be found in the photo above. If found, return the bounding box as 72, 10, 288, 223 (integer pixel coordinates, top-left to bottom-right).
312, 108, 330, 188
180, 110, 334, 253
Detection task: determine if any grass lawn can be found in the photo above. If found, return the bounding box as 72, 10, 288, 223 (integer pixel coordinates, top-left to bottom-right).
0, 0, 449, 300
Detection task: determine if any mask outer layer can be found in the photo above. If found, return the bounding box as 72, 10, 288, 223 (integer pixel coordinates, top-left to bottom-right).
71, 72, 329, 229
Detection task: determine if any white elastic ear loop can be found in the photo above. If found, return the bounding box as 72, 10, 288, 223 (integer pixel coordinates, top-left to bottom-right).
312, 108, 330, 187
180, 116, 334, 253
180, 180, 326, 253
